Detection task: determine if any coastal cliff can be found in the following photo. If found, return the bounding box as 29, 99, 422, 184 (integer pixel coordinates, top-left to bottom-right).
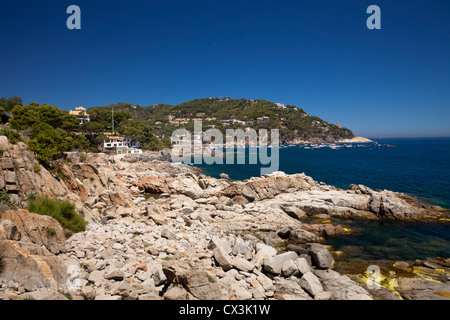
0, 137, 449, 300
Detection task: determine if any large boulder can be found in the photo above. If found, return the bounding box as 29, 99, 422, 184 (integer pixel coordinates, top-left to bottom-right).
300, 223, 346, 238
240, 173, 316, 202
263, 251, 298, 275
1, 209, 65, 254
179, 270, 223, 300
308, 246, 335, 269
213, 247, 233, 271
253, 243, 278, 267
232, 257, 254, 272
288, 229, 323, 243
220, 172, 317, 202
0, 240, 68, 291
299, 272, 323, 297
281, 205, 307, 219
132, 173, 206, 199
132, 176, 171, 194
169, 175, 204, 199
348, 184, 433, 220
314, 269, 372, 300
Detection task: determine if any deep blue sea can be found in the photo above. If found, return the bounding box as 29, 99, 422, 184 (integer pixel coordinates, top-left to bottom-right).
195, 138, 450, 261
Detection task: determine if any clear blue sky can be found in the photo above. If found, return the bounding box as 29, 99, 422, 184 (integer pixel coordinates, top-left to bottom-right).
1, 0, 449, 137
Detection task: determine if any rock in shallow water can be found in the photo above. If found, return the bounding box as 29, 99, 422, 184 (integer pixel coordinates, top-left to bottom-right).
309, 248, 335, 269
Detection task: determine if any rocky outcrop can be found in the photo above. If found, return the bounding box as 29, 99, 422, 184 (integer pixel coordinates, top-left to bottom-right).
0, 138, 67, 203
131, 173, 230, 200
132, 176, 171, 194
266, 181, 443, 221
221, 172, 318, 202
347, 184, 435, 220
1, 210, 65, 254
0, 240, 67, 292
70, 163, 107, 195
0, 137, 95, 223
0, 210, 68, 293
53, 161, 89, 202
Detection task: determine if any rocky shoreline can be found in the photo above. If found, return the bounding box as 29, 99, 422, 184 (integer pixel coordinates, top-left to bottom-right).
0, 137, 449, 300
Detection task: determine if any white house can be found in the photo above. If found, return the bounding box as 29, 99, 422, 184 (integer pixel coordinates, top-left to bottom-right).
103, 136, 142, 155
69, 106, 90, 124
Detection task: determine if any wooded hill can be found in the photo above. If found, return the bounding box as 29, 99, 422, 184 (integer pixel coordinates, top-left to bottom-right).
89, 98, 355, 144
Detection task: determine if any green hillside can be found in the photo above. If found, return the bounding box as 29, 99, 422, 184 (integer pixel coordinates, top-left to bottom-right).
89, 98, 355, 144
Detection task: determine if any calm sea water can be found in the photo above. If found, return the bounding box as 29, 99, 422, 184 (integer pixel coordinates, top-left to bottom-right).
195, 137, 450, 261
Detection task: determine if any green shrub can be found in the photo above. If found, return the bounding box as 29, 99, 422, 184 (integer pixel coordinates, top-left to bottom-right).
0, 188, 11, 207
0, 127, 23, 144
28, 196, 86, 233
28, 191, 37, 201
79, 153, 87, 163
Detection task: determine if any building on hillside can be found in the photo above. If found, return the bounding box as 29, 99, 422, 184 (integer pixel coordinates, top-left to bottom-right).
102, 136, 142, 155
174, 118, 189, 125
69, 106, 90, 124
221, 119, 236, 126
221, 119, 248, 126
257, 116, 270, 123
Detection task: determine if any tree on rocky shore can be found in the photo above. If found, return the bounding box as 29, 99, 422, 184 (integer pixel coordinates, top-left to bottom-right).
118, 119, 167, 151
1, 96, 167, 168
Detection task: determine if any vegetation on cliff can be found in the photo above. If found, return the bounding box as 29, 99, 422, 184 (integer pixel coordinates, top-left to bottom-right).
27, 196, 86, 233
0, 95, 168, 168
